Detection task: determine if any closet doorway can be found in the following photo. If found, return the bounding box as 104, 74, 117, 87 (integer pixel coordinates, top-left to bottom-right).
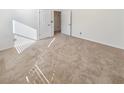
54, 11, 61, 35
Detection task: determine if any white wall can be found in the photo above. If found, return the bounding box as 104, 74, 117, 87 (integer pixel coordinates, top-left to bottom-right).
13, 20, 38, 40
0, 9, 39, 51
0, 10, 14, 51
72, 10, 124, 49
13, 9, 39, 40
13, 9, 39, 30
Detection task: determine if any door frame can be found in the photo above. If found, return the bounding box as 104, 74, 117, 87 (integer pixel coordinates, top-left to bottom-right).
52, 10, 72, 36
38, 9, 72, 40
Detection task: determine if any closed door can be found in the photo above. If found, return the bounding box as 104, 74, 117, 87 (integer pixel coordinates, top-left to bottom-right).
39, 10, 52, 39
61, 10, 71, 36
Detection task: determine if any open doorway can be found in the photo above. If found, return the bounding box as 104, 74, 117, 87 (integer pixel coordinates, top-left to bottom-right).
38, 10, 71, 39
54, 11, 61, 35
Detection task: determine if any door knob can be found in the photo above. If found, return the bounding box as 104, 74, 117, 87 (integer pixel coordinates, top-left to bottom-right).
51, 20, 53, 23
48, 24, 50, 26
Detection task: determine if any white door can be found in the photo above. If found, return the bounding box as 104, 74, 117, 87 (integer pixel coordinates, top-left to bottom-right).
61, 10, 71, 36
39, 10, 52, 39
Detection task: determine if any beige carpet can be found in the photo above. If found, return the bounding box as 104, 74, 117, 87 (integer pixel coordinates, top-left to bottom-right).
0, 33, 124, 84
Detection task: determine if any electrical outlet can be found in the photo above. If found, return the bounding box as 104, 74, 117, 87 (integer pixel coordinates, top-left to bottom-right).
80, 32, 82, 35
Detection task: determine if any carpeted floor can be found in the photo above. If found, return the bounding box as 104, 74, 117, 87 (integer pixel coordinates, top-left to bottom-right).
0, 33, 124, 84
